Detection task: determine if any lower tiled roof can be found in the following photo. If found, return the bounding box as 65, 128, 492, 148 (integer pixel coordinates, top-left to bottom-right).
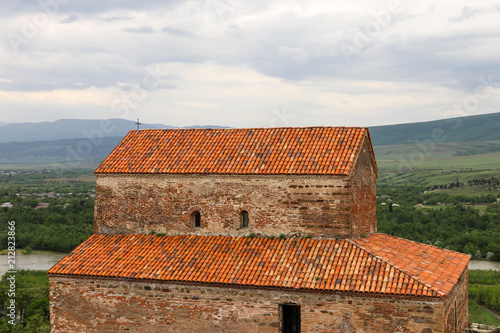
48, 233, 469, 298
352, 234, 469, 297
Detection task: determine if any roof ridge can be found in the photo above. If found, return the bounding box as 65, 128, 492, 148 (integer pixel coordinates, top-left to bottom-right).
131, 126, 367, 131
361, 233, 472, 262
380, 233, 468, 257
348, 237, 445, 297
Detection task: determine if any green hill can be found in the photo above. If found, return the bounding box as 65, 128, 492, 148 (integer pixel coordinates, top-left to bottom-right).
370, 113, 500, 171
369, 112, 500, 146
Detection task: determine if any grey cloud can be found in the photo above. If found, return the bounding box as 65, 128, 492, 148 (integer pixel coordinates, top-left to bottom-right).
451, 5, 500, 22
60, 15, 79, 24
276, 46, 309, 64
335, 33, 500, 93
0, 54, 153, 92
454, 7, 483, 21
118, 82, 177, 92
162, 27, 193, 37
212, 7, 500, 93
2, 0, 500, 112
0, 0, 183, 16
0, 50, 182, 93
123, 26, 156, 34
99, 16, 134, 22
0, 80, 86, 92
63, 0, 182, 13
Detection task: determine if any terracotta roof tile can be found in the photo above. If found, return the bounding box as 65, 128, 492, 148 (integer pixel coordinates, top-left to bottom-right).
351, 234, 470, 297
94, 127, 375, 175
49, 234, 468, 298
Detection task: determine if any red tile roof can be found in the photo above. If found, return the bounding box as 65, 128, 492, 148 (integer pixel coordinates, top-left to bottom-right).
94, 127, 375, 175
351, 234, 470, 297
48, 233, 469, 298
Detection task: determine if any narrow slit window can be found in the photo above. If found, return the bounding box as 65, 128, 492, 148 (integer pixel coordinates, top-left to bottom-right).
193, 211, 201, 228
281, 304, 300, 333
241, 211, 249, 228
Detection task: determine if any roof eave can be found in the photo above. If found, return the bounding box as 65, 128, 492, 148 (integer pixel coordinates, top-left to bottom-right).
47, 273, 446, 300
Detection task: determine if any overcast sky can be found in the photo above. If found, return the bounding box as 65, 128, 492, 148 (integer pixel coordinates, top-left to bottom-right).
1, 0, 500, 128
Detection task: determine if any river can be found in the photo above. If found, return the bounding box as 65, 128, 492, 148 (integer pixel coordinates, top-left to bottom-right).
469, 260, 500, 271
0, 252, 66, 278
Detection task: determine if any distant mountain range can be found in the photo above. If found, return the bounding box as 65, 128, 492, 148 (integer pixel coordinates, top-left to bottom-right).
0, 136, 123, 166
0, 119, 229, 166
0, 113, 499, 166
0, 119, 170, 143
0, 118, 230, 143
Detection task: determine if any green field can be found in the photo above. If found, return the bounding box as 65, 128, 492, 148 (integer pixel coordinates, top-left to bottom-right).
375, 141, 500, 171
0, 161, 101, 170
374, 140, 500, 189
468, 270, 500, 326
0, 169, 96, 190
468, 299, 500, 327
378, 168, 500, 188
431, 186, 500, 196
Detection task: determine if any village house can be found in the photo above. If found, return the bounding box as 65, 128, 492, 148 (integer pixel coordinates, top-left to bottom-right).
48, 127, 470, 333
35, 202, 51, 209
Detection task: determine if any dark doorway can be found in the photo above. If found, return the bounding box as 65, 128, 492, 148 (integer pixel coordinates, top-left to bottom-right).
282, 304, 300, 333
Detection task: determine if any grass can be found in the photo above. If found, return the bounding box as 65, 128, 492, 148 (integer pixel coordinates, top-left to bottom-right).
430, 187, 500, 196
412, 204, 493, 216
414, 204, 451, 209
463, 204, 490, 213
469, 299, 500, 327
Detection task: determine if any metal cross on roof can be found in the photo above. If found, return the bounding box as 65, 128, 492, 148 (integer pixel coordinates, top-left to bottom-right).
135, 118, 142, 131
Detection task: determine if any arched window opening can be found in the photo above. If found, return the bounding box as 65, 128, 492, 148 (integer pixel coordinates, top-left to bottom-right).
241, 211, 249, 228
192, 211, 201, 228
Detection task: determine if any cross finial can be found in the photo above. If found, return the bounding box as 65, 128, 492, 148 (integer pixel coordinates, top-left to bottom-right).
135, 118, 142, 131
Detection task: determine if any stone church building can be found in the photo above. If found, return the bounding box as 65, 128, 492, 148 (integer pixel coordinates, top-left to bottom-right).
48, 127, 470, 332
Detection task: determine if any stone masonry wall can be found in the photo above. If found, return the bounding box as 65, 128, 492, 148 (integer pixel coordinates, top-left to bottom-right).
349, 140, 377, 237
443, 268, 469, 333
93, 172, 375, 239
50, 276, 445, 333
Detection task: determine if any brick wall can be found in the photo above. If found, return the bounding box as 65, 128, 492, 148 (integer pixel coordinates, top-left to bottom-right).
50, 276, 445, 333
93, 142, 377, 239
94, 175, 370, 239
443, 268, 469, 333
349, 140, 377, 237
